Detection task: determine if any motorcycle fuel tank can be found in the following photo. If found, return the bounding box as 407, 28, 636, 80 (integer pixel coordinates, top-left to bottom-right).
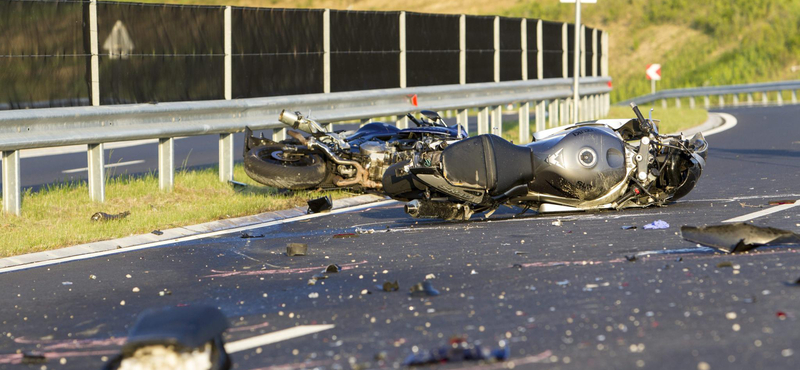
526, 126, 627, 200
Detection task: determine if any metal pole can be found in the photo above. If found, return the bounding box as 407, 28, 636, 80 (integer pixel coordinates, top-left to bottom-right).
323, 9, 331, 93
572, 0, 581, 125
89, 0, 100, 107
219, 6, 234, 183
519, 102, 530, 143
158, 138, 174, 191
478, 107, 489, 135
459, 15, 466, 85
491, 105, 502, 136
651, 79, 656, 95
87, 143, 105, 202
399, 11, 407, 89
2, 150, 20, 216
493, 16, 500, 83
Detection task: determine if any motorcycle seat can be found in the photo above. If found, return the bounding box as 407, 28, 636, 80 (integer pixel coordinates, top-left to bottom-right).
441, 135, 535, 196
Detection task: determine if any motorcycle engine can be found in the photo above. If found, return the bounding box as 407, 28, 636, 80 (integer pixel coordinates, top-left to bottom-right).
360, 141, 398, 181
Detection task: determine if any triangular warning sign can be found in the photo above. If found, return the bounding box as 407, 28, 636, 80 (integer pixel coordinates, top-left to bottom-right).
103, 20, 134, 59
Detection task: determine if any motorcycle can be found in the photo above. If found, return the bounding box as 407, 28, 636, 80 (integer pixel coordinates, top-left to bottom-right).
243, 110, 466, 190
382, 103, 708, 220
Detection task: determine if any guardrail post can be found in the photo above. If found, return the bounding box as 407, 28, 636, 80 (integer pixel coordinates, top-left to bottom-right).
2, 150, 21, 216
456, 109, 468, 135
399, 11, 407, 89
218, 134, 234, 182
158, 138, 174, 191
459, 15, 466, 85
535, 101, 545, 132
519, 103, 530, 143
704, 95, 710, 109
560, 99, 568, 124
661, 98, 667, 109
675, 98, 681, 108
548, 100, 556, 127
689, 97, 696, 109
491, 105, 502, 136
777, 91, 783, 106
601, 31, 609, 77
762, 91, 768, 105
718, 95, 725, 107
273, 128, 287, 141
478, 107, 489, 135
87, 144, 105, 202
792, 90, 798, 104
323, 9, 331, 93
219, 6, 234, 183
493, 16, 500, 83
396, 115, 409, 129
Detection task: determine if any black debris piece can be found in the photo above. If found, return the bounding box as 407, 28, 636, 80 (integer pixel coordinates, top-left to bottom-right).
783, 277, 800, 287
409, 281, 440, 297
325, 264, 341, 273
621, 225, 637, 230
403, 337, 509, 366
91, 211, 131, 222
625, 255, 637, 262
286, 243, 308, 256
512, 264, 524, 269
333, 233, 358, 239
676, 257, 683, 262
311, 273, 328, 280
307, 196, 333, 214
382, 281, 399, 292
152, 230, 164, 236
240, 231, 264, 239
514, 251, 528, 255
716, 261, 733, 268
21, 353, 47, 364
681, 223, 800, 253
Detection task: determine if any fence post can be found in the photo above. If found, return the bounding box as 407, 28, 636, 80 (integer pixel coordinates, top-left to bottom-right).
521, 19, 528, 81
537, 20, 543, 80
519, 103, 530, 143
158, 138, 174, 191
399, 11, 407, 89
689, 96, 696, 109
718, 95, 725, 107
478, 107, 489, 135
323, 9, 331, 93
87, 143, 105, 202
536, 101, 546, 132
457, 109, 469, 135
1, 150, 21, 216
793, 90, 798, 104
459, 15, 466, 85
777, 91, 783, 106
762, 91, 768, 105
675, 98, 681, 108
561, 23, 568, 79
219, 6, 234, 183
491, 105, 502, 136
704, 95, 710, 109
493, 16, 500, 83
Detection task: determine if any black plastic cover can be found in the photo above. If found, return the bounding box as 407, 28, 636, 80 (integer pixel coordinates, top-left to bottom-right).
406, 12, 460, 87
96, 2, 225, 104
499, 17, 521, 82
232, 8, 324, 98
330, 10, 400, 92
0, 0, 88, 110
540, 20, 562, 78
465, 15, 494, 83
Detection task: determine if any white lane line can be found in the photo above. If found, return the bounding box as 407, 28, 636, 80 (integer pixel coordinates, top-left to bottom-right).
702, 112, 737, 136
61, 160, 146, 174
723, 200, 800, 223
225, 325, 334, 354
679, 193, 800, 203
0, 199, 397, 274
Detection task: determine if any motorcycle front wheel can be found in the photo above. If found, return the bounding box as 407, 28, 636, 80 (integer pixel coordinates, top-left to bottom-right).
244, 145, 330, 190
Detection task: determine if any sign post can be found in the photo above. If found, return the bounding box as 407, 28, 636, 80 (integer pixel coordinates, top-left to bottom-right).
646, 63, 661, 94
561, 0, 597, 123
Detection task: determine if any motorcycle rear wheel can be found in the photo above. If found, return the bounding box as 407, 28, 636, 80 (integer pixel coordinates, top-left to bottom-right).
244, 145, 330, 190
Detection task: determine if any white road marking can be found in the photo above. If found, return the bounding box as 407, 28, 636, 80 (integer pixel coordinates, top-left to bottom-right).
702, 112, 737, 136
225, 324, 334, 354
0, 200, 397, 274
722, 200, 800, 223
61, 160, 146, 174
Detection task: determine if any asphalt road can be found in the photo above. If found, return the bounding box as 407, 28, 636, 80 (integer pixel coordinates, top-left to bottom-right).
7, 113, 510, 190
1, 105, 799, 370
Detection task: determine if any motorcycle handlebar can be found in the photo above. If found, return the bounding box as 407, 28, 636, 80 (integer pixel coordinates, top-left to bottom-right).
629, 103, 653, 135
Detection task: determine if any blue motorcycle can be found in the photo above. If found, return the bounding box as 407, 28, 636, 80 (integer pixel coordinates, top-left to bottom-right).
243, 110, 466, 190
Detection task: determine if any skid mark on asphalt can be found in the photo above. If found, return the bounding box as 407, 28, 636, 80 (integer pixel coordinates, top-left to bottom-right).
203, 260, 367, 278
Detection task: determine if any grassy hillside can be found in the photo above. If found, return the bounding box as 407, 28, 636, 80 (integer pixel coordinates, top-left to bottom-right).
121, 0, 800, 102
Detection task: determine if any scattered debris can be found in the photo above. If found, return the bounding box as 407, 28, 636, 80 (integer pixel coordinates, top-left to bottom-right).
402, 337, 509, 366
425, 273, 436, 280
311, 273, 328, 280
621, 225, 637, 230
681, 223, 800, 253
512, 264, 524, 269
716, 261, 733, 268
625, 255, 637, 262
514, 251, 528, 255
355, 227, 375, 234
360, 289, 371, 295
90, 275, 97, 280
769, 199, 797, 205
783, 277, 800, 287
470, 269, 478, 275
325, 264, 341, 273
151, 230, 164, 236
643, 220, 669, 230
21, 352, 46, 364
158, 289, 172, 296
381, 281, 400, 292
333, 233, 358, 239
91, 211, 131, 222
286, 243, 308, 256
410, 281, 440, 297
676, 257, 683, 262
240, 231, 264, 239
308, 292, 319, 299
62, 281, 72, 285
551, 219, 563, 226
132, 287, 140, 293
228, 180, 248, 188
307, 196, 333, 214
556, 280, 570, 286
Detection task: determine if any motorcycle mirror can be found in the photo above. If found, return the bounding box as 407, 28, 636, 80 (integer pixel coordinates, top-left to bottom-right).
407, 113, 423, 127
420, 110, 441, 123
629, 102, 653, 135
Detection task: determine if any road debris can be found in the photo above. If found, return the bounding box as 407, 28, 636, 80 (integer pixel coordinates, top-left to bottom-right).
402, 337, 509, 366
556, 280, 570, 286
158, 289, 172, 296
355, 227, 375, 234
240, 231, 264, 239
514, 251, 528, 255
410, 281, 440, 297
228, 180, 248, 189
62, 281, 72, 285
333, 233, 358, 239
625, 255, 637, 262
716, 261, 733, 268
324, 264, 341, 273
425, 273, 436, 280
681, 223, 800, 253
768, 199, 797, 205
307, 196, 333, 214
643, 220, 669, 230
621, 225, 637, 230
551, 219, 563, 226
91, 211, 130, 222
784, 277, 800, 287
21, 352, 46, 364
286, 243, 308, 256
381, 281, 399, 292
151, 230, 164, 236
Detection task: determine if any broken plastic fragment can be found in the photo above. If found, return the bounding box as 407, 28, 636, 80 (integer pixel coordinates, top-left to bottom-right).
783, 277, 800, 287
410, 281, 440, 297
768, 199, 797, 205
152, 230, 164, 236
551, 219, 563, 226
228, 180, 248, 188
621, 225, 637, 230
716, 261, 733, 268
681, 223, 800, 253
512, 264, 524, 269
325, 264, 341, 273
333, 233, 358, 239
625, 255, 637, 262
514, 251, 528, 255
355, 227, 375, 234
240, 231, 264, 239
643, 220, 669, 230
425, 273, 436, 280
286, 243, 308, 256
21, 353, 46, 364
402, 338, 509, 366
62, 281, 73, 285
307, 196, 333, 214
382, 281, 399, 292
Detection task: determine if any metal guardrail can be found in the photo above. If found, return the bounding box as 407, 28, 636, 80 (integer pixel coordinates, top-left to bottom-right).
617, 80, 800, 108
0, 77, 611, 216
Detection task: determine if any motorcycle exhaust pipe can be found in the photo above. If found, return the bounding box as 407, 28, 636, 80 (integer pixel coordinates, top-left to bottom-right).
279, 110, 326, 135
405, 200, 421, 218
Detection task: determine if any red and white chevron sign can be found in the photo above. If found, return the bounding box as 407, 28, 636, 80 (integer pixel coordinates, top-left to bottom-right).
646, 64, 661, 81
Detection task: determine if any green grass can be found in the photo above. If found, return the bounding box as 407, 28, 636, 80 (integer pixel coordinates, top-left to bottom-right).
500, 106, 708, 143
0, 164, 352, 257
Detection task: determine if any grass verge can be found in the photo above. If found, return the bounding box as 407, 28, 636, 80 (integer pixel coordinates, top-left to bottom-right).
0, 164, 353, 257
501, 106, 708, 143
